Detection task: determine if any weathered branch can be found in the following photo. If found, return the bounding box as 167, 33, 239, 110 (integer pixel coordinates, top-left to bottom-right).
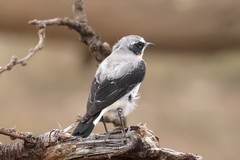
0, 124, 202, 160
0, 0, 111, 76
0, 127, 36, 147
28, 0, 111, 63
0, 124, 74, 160
0, 28, 45, 75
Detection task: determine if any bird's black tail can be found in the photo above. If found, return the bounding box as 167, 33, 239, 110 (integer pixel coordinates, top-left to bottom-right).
72, 120, 95, 138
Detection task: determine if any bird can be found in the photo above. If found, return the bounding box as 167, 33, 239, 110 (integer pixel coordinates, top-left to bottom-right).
72, 35, 153, 138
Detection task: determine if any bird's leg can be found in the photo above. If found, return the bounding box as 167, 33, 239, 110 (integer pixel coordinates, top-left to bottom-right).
102, 118, 109, 134
102, 118, 110, 140
117, 108, 127, 144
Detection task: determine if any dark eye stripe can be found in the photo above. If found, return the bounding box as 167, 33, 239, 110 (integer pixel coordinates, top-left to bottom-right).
128, 41, 146, 55
135, 42, 144, 50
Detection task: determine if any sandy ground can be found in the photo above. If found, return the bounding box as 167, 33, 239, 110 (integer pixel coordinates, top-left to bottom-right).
0, 32, 240, 160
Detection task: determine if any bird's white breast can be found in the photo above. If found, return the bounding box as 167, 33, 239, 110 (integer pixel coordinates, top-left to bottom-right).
93, 84, 141, 125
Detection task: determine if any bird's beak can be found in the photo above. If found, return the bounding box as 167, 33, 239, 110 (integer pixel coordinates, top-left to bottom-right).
146, 42, 154, 47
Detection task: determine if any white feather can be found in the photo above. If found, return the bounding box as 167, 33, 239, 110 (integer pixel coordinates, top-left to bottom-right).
93, 84, 141, 125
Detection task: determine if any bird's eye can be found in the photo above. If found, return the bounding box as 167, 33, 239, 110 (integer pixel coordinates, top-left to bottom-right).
128, 41, 145, 55
135, 42, 145, 50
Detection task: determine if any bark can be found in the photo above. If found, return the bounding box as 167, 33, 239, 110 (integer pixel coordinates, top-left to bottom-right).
0, 124, 202, 160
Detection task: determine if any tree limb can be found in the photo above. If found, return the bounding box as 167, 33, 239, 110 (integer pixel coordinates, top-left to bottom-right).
0, 0, 111, 76
0, 124, 202, 160
0, 28, 45, 75
0, 127, 36, 147
28, 0, 111, 63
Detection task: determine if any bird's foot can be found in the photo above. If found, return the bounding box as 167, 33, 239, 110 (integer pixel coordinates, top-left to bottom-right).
104, 132, 110, 141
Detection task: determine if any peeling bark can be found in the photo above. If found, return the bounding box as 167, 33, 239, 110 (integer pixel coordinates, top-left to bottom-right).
0, 124, 202, 160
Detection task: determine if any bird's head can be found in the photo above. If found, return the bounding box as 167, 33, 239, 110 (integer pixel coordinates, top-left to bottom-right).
112, 35, 153, 56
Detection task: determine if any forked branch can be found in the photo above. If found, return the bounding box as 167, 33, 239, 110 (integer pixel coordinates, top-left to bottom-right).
0, 0, 111, 76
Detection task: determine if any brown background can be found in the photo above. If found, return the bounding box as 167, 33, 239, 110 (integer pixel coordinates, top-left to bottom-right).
1, 1, 240, 160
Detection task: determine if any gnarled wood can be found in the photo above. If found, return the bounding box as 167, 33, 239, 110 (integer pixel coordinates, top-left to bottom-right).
0, 124, 202, 160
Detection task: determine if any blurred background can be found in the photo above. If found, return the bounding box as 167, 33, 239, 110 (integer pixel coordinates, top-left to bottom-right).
0, 0, 240, 159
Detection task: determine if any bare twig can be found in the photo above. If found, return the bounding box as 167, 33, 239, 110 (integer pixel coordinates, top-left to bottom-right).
0, 28, 45, 75
72, 0, 87, 23
0, 0, 111, 76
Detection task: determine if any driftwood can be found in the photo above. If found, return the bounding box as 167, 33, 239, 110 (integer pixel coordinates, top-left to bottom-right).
0, 124, 202, 160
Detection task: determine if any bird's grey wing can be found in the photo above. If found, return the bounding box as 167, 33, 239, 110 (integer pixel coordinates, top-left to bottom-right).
82, 61, 146, 122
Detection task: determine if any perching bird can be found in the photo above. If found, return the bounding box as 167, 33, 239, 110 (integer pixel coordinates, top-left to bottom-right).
72, 35, 153, 138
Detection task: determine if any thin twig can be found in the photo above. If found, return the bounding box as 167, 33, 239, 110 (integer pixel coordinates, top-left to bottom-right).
63, 124, 75, 133
0, 28, 45, 75
0, 0, 111, 76
72, 0, 87, 23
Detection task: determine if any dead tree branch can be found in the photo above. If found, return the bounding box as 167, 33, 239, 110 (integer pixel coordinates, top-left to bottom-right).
0, 127, 36, 147
0, 0, 111, 76
0, 124, 202, 160
28, 0, 111, 63
0, 28, 45, 75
